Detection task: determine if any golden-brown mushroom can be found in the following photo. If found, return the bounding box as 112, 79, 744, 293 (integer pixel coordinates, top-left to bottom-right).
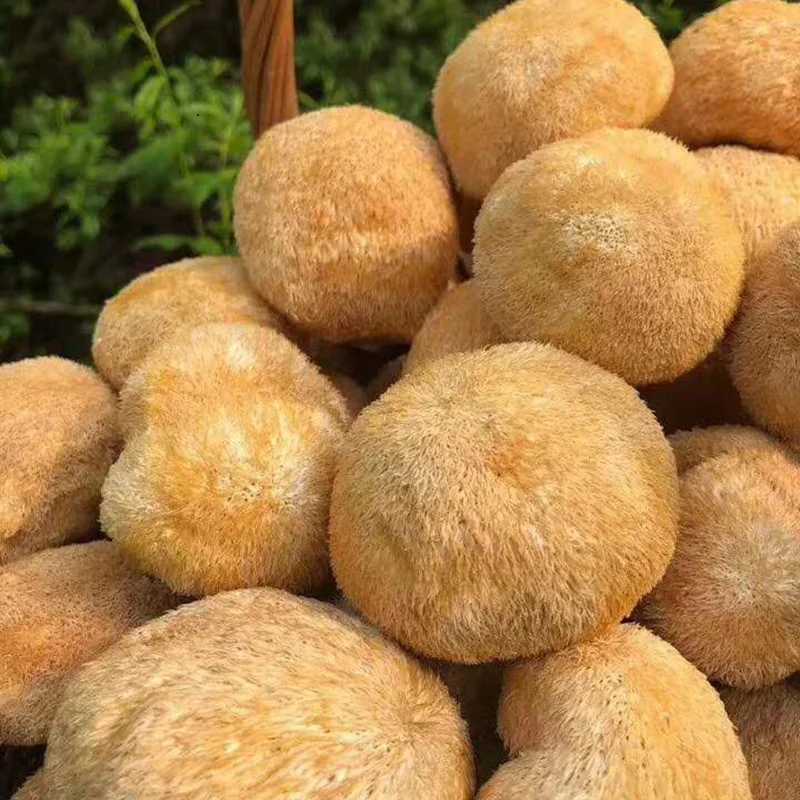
331, 343, 678, 662
92, 256, 284, 390
696, 146, 800, 259
405, 281, 502, 375
720, 678, 800, 800
433, 0, 673, 202
234, 106, 459, 344
494, 624, 751, 799
639, 451, 800, 688
0, 358, 119, 564
1, 541, 176, 745
657, 0, 800, 158
39, 589, 475, 799
473, 129, 744, 385
104, 323, 350, 596
729, 222, 800, 444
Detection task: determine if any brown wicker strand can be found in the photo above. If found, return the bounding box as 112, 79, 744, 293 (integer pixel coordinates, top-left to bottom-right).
239, 0, 299, 136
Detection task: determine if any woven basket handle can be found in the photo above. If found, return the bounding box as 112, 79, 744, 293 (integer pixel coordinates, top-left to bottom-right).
239, 0, 299, 136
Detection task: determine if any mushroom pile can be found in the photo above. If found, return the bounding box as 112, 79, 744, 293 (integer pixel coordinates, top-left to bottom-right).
2, 1, 799, 798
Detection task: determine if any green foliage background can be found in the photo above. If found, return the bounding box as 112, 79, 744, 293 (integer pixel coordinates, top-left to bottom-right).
1, 0, 725, 360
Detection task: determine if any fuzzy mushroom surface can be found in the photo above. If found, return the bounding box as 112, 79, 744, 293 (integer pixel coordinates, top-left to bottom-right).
729, 222, 800, 444
657, 0, 800, 158
491, 624, 751, 799
433, 0, 673, 202
37, 589, 475, 799
668, 424, 790, 475
234, 105, 459, 344
638, 451, 800, 688
0, 541, 176, 745
92, 256, 284, 390
103, 323, 350, 596
696, 146, 800, 260
720, 678, 800, 800
405, 281, 502, 374
473, 128, 744, 385
331, 343, 678, 663
0, 357, 119, 565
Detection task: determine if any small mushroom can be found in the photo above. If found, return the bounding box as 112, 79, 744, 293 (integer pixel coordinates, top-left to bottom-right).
0, 358, 119, 565
486, 624, 750, 798
657, 0, 800, 158
668, 424, 790, 475
405, 281, 502, 375
234, 106, 459, 344
729, 222, 800, 444
433, 0, 673, 203
638, 450, 800, 688
1, 541, 176, 745
103, 323, 350, 596
92, 256, 284, 390
720, 677, 800, 800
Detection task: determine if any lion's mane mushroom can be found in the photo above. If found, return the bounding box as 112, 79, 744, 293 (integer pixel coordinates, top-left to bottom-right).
473, 128, 745, 385
433, 0, 673, 203
331, 342, 678, 663
485, 624, 751, 799
0, 358, 119, 564
657, 0, 800, 158
103, 323, 350, 596
696, 146, 800, 260
234, 106, 459, 344
720, 677, 800, 800
638, 450, 800, 688
729, 222, 800, 444
668, 424, 790, 475
92, 256, 284, 390
404, 281, 502, 374
0, 541, 176, 745
37, 589, 475, 799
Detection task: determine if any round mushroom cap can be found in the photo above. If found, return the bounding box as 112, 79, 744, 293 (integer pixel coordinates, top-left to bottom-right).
473, 128, 745, 385
104, 323, 350, 596
729, 222, 800, 444
657, 0, 800, 158
92, 256, 283, 390
39, 589, 475, 800
668, 425, 790, 474
720, 678, 800, 800
696, 146, 800, 260
330, 343, 678, 663
0, 541, 176, 746
433, 0, 673, 201
405, 281, 502, 374
0, 358, 119, 565
234, 106, 459, 344
497, 624, 751, 799
638, 451, 800, 688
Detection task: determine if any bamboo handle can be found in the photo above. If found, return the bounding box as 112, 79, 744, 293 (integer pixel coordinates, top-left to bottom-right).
239, 0, 299, 136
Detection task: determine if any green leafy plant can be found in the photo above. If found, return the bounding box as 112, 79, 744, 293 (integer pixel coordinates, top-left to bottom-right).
0, 4, 252, 357
295, 0, 495, 130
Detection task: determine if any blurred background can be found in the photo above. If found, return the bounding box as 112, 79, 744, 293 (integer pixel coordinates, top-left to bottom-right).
0, 0, 726, 362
